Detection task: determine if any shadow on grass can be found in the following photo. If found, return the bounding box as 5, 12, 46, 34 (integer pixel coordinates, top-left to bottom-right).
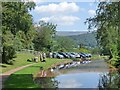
3, 74, 39, 88
3, 74, 59, 89
0, 65, 7, 68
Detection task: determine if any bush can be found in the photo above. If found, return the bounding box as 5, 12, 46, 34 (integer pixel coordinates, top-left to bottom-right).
79, 48, 91, 53
2, 45, 16, 63
108, 56, 120, 68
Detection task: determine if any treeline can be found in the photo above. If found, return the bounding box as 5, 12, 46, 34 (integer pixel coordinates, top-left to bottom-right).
86, 2, 120, 68
1, 1, 77, 64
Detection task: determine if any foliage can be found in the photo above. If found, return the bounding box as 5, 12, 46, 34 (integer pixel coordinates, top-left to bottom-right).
14, 29, 36, 51
33, 21, 57, 52
2, 2, 35, 35
2, 31, 16, 63
68, 31, 97, 48
79, 48, 91, 53
72, 58, 80, 61
91, 47, 101, 54
85, 2, 120, 67
54, 36, 77, 52
2, 1, 36, 63
98, 70, 120, 89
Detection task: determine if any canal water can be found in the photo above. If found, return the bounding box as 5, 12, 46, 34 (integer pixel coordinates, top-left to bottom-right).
34, 60, 120, 88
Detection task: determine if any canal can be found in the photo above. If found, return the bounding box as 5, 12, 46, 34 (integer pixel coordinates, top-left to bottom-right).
34, 60, 120, 88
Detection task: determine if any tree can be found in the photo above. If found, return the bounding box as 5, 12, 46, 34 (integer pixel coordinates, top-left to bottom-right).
33, 21, 57, 52
2, 1, 36, 63
55, 36, 77, 52
2, 1, 36, 35
98, 70, 120, 89
85, 2, 120, 67
2, 31, 16, 63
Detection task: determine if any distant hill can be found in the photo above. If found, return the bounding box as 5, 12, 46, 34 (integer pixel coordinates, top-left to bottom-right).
56, 31, 87, 36
55, 31, 97, 48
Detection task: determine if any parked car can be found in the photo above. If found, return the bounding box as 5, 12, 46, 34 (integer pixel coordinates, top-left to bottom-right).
58, 52, 69, 58
79, 53, 87, 58
79, 53, 92, 58
71, 52, 80, 58
53, 52, 64, 59
87, 54, 92, 57
66, 52, 76, 58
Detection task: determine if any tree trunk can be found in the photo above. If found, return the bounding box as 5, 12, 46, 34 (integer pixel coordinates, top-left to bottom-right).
109, 49, 113, 59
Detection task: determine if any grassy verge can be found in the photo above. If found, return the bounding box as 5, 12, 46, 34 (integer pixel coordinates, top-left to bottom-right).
90, 54, 108, 60
0, 53, 35, 73
14, 58, 72, 75
4, 58, 72, 88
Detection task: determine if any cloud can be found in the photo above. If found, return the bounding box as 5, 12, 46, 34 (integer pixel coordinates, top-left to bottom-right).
88, 10, 96, 15
99, 0, 108, 2
40, 16, 80, 26
59, 79, 83, 88
89, 3, 93, 6
25, 0, 44, 2
34, 2, 79, 14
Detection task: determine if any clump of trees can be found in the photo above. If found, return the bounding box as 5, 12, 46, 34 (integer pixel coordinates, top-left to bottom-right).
54, 36, 77, 52
33, 21, 57, 52
85, 2, 120, 68
33, 21, 77, 52
2, 1, 36, 63
2, 1, 77, 64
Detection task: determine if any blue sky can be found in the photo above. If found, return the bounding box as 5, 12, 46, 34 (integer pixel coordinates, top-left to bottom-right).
30, 1, 98, 31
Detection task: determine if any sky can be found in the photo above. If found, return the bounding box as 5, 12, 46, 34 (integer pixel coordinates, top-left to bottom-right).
30, 1, 98, 31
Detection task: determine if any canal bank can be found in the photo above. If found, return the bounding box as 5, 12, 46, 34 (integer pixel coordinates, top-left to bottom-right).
34, 59, 111, 88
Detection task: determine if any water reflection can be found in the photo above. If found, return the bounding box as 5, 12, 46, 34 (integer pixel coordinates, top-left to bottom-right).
34, 60, 120, 88
34, 70, 120, 88
34, 77, 59, 88
55, 72, 101, 88
98, 70, 120, 89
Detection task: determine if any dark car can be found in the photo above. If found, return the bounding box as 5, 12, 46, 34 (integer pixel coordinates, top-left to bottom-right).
71, 52, 80, 58
58, 52, 69, 58
79, 53, 92, 58
66, 52, 76, 58
79, 53, 87, 58
53, 52, 64, 59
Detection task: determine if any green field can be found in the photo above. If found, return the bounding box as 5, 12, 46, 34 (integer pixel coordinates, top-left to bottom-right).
0, 53, 35, 73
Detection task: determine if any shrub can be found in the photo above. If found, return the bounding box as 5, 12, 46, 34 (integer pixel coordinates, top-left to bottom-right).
2, 45, 16, 63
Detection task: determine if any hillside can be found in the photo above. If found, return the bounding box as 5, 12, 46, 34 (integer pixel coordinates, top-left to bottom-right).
56, 31, 87, 36
68, 31, 97, 48
55, 31, 97, 48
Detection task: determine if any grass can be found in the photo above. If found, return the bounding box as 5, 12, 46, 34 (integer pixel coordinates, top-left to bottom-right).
0, 52, 35, 73
4, 58, 72, 88
90, 54, 107, 60
4, 74, 39, 88
14, 58, 72, 76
